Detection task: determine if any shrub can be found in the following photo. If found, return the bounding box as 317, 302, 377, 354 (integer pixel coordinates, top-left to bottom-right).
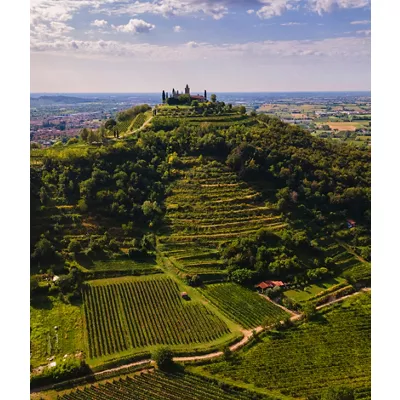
222, 345, 232, 361
187, 274, 202, 287
67, 137, 79, 145
30, 359, 91, 389
230, 268, 255, 284
152, 347, 174, 371
68, 239, 82, 253
303, 303, 317, 322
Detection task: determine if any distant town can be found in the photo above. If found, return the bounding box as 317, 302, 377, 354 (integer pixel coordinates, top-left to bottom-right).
30, 92, 371, 147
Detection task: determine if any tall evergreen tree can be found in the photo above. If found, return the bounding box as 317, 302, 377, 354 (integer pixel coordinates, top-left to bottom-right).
162, 90, 166, 103
204, 90, 207, 100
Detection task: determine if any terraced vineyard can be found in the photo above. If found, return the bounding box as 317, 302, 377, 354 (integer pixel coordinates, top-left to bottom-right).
205, 292, 371, 399
318, 238, 371, 283
159, 157, 286, 276
83, 276, 231, 358
201, 283, 289, 329
58, 370, 270, 400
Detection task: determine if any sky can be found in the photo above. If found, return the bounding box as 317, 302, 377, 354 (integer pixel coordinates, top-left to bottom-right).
30, 0, 371, 93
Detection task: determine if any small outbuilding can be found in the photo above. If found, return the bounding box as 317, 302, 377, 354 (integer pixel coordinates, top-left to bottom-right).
347, 219, 356, 229
181, 292, 190, 300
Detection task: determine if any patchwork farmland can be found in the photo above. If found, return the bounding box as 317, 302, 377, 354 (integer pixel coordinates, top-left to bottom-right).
159, 157, 286, 276
83, 276, 232, 359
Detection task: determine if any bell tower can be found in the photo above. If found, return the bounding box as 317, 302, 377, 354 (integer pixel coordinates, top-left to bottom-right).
185, 84, 190, 95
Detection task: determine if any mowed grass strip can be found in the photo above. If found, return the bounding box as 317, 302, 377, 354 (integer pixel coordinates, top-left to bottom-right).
205, 292, 371, 398
83, 276, 230, 358
200, 283, 289, 329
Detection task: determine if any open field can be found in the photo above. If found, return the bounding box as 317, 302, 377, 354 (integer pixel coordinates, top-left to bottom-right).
203, 292, 371, 399
283, 277, 347, 303
200, 283, 289, 329
56, 370, 273, 400
159, 157, 285, 276
83, 275, 232, 359
322, 121, 370, 132
31, 296, 85, 368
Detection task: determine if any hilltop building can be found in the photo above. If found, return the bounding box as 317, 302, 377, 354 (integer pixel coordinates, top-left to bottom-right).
163, 85, 207, 103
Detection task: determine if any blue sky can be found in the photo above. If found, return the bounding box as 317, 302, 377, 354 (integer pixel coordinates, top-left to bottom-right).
30, 0, 371, 92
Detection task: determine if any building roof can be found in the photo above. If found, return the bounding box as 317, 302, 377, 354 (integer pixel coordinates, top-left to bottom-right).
347, 219, 356, 225
256, 280, 285, 289
256, 282, 274, 289
270, 280, 285, 287
191, 95, 205, 100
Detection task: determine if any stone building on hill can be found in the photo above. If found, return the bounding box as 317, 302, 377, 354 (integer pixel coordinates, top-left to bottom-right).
163, 85, 207, 103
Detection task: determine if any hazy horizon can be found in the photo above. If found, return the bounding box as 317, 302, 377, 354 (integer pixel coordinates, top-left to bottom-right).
31, 90, 371, 95
31, 1, 370, 93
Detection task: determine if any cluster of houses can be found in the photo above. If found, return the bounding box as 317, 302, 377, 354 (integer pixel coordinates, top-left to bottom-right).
255, 280, 286, 293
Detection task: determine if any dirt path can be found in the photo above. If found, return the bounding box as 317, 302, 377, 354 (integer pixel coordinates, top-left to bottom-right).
31, 289, 370, 394
258, 293, 300, 317
316, 287, 371, 310
336, 239, 369, 264
120, 115, 153, 138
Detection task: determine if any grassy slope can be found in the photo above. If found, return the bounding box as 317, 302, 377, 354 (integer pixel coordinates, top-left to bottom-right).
30, 296, 85, 368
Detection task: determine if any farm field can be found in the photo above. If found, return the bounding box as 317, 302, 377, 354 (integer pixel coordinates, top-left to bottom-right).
200, 283, 289, 329
83, 275, 234, 359
322, 121, 370, 132
159, 157, 286, 276
30, 296, 85, 368
283, 277, 347, 303
56, 370, 273, 400
85, 258, 159, 272
203, 292, 371, 399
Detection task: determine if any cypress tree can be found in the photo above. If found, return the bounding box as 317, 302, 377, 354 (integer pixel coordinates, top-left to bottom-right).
162, 90, 166, 103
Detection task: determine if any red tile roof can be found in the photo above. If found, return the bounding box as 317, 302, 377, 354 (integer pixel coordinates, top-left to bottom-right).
256, 280, 285, 289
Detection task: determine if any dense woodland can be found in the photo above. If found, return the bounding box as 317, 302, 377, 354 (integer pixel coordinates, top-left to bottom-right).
31, 105, 370, 290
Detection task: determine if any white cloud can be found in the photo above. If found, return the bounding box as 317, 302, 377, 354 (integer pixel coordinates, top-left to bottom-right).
91, 19, 108, 27
350, 20, 370, 25
31, 35, 370, 63
186, 41, 200, 48
256, 0, 301, 20
247, 9, 255, 14
173, 25, 182, 33
356, 29, 371, 36
95, 0, 229, 20
281, 22, 307, 26
308, 0, 370, 15
112, 19, 155, 34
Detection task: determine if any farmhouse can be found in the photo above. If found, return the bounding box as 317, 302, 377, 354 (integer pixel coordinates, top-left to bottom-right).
255, 280, 286, 293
